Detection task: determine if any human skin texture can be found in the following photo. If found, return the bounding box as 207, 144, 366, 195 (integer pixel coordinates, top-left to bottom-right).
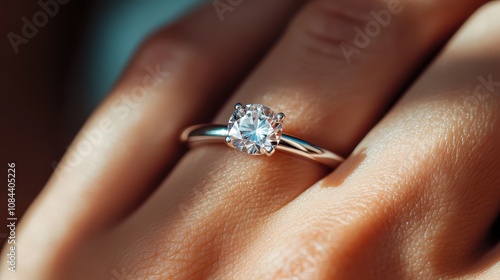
1, 0, 500, 279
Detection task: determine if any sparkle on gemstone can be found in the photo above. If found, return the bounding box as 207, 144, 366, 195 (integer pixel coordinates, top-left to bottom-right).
227, 104, 283, 155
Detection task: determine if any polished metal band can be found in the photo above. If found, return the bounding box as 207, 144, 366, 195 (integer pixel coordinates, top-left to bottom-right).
181, 124, 344, 168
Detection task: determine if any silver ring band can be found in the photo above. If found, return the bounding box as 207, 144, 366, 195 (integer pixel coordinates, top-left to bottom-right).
181, 124, 344, 168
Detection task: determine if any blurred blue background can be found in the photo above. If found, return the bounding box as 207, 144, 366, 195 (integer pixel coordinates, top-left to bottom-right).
75, 0, 204, 112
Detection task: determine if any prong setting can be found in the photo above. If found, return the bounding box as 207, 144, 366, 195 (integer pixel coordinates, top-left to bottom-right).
234, 103, 243, 110
276, 112, 286, 123
264, 146, 275, 156
225, 136, 233, 145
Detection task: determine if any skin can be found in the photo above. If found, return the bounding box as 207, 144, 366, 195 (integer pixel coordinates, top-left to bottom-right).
2, 0, 500, 279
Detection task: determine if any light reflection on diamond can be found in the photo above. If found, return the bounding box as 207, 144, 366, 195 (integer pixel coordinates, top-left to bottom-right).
227, 104, 283, 155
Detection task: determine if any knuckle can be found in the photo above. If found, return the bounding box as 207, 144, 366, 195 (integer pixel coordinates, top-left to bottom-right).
262, 210, 391, 279
254, 218, 361, 278
290, 0, 400, 63
131, 28, 212, 80
263, 228, 333, 279
106, 26, 214, 102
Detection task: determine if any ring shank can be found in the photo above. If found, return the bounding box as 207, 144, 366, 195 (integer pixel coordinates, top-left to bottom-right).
182, 124, 344, 168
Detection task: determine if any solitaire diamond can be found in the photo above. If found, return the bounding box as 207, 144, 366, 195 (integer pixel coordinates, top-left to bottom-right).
227, 103, 284, 156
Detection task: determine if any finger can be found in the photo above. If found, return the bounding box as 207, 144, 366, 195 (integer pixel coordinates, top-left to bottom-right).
116, 0, 488, 277
6, 1, 305, 277
251, 2, 500, 278
350, 3, 500, 276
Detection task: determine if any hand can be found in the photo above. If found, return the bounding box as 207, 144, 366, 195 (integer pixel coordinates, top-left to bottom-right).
2, 0, 499, 279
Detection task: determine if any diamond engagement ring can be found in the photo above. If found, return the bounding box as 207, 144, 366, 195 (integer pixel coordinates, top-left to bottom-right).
181, 103, 344, 168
